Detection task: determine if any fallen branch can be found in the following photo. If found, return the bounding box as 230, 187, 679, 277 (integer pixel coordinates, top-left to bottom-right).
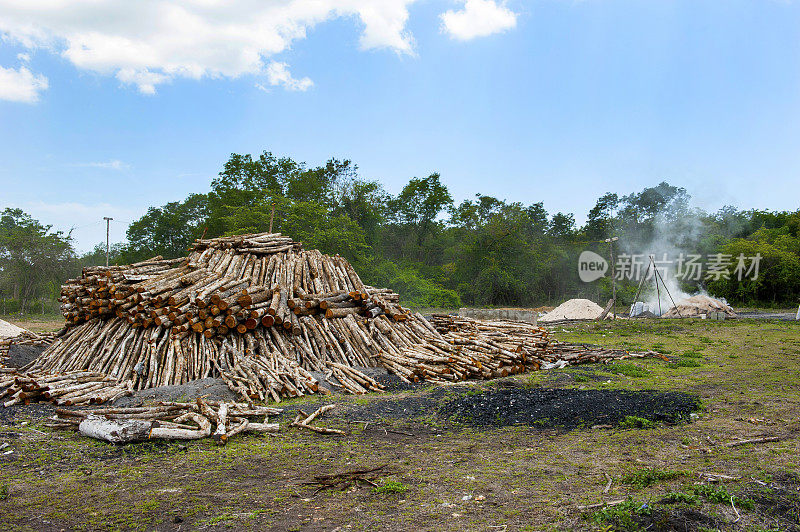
291, 404, 344, 435
725, 436, 781, 447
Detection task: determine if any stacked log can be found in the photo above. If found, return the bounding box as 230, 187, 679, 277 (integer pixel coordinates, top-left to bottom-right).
21, 232, 649, 406
0, 370, 132, 407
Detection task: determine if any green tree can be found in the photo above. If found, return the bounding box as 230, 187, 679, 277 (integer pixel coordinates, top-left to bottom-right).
0, 208, 76, 312
124, 193, 209, 261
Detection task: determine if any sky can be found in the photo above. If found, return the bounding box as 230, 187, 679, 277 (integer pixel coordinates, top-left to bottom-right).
1, 0, 800, 253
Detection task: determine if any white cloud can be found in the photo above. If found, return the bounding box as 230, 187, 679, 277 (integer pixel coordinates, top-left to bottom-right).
0, 64, 48, 103
265, 61, 313, 92
440, 0, 517, 41
16, 52, 30, 62
0, 1, 418, 94
71, 159, 130, 170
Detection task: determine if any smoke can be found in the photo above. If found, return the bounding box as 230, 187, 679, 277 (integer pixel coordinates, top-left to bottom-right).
617, 204, 713, 315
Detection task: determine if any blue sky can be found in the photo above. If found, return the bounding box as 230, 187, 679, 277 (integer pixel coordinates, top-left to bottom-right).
1, 0, 799, 252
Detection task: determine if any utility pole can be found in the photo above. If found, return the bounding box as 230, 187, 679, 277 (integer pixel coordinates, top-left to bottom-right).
604, 236, 619, 319
103, 217, 113, 267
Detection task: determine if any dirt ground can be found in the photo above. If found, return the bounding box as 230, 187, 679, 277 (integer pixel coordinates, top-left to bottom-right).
1, 319, 799, 531
0, 314, 64, 334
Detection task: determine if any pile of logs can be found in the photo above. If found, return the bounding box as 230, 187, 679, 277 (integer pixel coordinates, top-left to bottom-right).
47, 398, 282, 444
15, 232, 647, 406
0, 370, 131, 407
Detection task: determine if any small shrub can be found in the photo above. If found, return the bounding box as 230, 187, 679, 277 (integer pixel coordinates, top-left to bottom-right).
619, 416, 655, 429
573, 375, 590, 383
372, 480, 409, 495
621, 468, 687, 488
0, 484, 8, 500
682, 350, 703, 358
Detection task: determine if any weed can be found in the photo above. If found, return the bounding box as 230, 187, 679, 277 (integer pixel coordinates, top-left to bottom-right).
0, 484, 8, 500
682, 350, 703, 358
692, 485, 754, 510
573, 375, 590, 383
619, 416, 655, 429
372, 480, 409, 495
621, 468, 687, 488
589, 499, 650, 531
661, 491, 698, 504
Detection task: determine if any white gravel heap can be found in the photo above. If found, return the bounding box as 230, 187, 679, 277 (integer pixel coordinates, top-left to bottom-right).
539, 298, 610, 322
0, 318, 27, 339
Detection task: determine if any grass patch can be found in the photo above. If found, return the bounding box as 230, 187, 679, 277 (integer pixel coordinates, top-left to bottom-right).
672, 358, 703, 368
692, 485, 754, 510
619, 415, 656, 429
608, 363, 651, 378
621, 468, 688, 488
372, 480, 409, 495
589, 499, 650, 531
660, 491, 698, 504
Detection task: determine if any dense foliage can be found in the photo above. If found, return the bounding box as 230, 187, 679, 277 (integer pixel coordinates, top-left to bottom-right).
3, 151, 799, 311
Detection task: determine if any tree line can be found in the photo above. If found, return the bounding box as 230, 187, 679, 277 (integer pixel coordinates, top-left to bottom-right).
2, 151, 799, 313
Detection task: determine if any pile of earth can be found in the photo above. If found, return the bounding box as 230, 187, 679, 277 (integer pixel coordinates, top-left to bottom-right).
539, 299, 613, 322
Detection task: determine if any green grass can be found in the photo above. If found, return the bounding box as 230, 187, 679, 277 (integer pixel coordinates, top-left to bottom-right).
589, 499, 650, 531
621, 468, 688, 488
618, 415, 656, 429
691, 485, 755, 510
607, 362, 651, 378
372, 480, 409, 495
672, 358, 703, 368
661, 491, 698, 504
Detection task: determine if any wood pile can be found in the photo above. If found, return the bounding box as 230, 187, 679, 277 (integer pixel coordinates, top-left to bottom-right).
15, 232, 646, 407
0, 370, 131, 407
429, 315, 645, 370
47, 398, 282, 444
